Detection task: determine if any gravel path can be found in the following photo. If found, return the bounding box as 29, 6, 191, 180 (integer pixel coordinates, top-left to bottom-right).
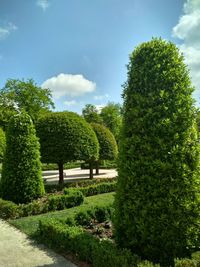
0, 219, 77, 267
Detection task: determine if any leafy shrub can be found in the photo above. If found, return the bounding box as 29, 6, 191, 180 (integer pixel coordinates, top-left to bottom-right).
0, 189, 84, 219
38, 219, 140, 267
45, 177, 117, 193
48, 189, 84, 211
63, 182, 116, 197
0, 198, 19, 219
73, 204, 113, 226
0, 113, 45, 204
115, 38, 200, 266
175, 258, 197, 267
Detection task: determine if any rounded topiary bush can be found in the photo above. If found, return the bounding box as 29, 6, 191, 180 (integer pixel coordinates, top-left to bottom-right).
0, 128, 6, 162
0, 113, 45, 204
36, 112, 99, 183
114, 38, 200, 266
91, 123, 118, 160
91, 123, 118, 174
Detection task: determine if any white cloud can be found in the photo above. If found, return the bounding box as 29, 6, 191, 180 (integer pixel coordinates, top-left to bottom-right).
64, 100, 78, 106
94, 94, 109, 101
36, 0, 50, 11
42, 73, 96, 99
0, 22, 17, 40
172, 0, 200, 91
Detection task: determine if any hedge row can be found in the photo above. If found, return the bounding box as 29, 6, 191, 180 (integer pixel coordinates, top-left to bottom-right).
64, 182, 116, 197
45, 177, 117, 193
38, 219, 140, 267
0, 189, 84, 219
38, 218, 200, 267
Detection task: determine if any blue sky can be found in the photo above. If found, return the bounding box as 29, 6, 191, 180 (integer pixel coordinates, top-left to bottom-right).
0, 0, 199, 113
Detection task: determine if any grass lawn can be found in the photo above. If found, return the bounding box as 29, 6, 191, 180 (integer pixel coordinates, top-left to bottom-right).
10, 192, 115, 237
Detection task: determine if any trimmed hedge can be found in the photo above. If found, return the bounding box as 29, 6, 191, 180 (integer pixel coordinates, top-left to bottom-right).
38, 219, 140, 267
45, 177, 117, 193
38, 219, 200, 267
64, 182, 116, 197
0, 188, 84, 219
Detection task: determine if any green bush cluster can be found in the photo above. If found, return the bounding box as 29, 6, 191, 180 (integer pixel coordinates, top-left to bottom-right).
115, 38, 200, 266
73, 204, 114, 225
64, 181, 116, 197
38, 219, 140, 267
0, 188, 84, 219
0, 113, 45, 204
45, 177, 117, 193
0, 128, 5, 162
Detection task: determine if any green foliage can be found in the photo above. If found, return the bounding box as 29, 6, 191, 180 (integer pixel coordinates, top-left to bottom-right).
38, 219, 140, 267
114, 38, 200, 266
36, 111, 99, 165
91, 123, 118, 160
0, 188, 84, 219
0, 113, 45, 204
0, 79, 54, 126
100, 102, 122, 141
64, 181, 116, 197
0, 198, 19, 219
82, 104, 103, 124
45, 177, 117, 193
0, 128, 6, 162
48, 189, 84, 211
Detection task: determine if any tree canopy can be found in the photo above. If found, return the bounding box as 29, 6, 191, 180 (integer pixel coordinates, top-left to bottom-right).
0, 113, 45, 204
0, 79, 54, 127
36, 112, 99, 183
114, 38, 200, 266
82, 104, 103, 124
100, 102, 122, 141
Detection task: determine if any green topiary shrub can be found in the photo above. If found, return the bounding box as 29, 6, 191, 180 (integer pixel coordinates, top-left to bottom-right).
90, 123, 118, 174
36, 111, 99, 183
0, 113, 45, 204
0, 128, 6, 162
114, 38, 200, 266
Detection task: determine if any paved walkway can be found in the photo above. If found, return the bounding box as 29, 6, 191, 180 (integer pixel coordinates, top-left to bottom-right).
0, 219, 77, 267
43, 167, 117, 184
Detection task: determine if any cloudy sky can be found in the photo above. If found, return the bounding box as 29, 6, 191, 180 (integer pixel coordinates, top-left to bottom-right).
0, 0, 199, 113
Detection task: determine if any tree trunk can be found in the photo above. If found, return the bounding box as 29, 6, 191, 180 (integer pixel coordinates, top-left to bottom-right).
58, 162, 64, 184
89, 162, 93, 179
95, 160, 99, 175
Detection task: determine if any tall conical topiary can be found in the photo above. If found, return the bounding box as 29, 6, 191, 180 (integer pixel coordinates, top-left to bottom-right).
114, 38, 200, 266
0, 128, 6, 162
0, 113, 45, 204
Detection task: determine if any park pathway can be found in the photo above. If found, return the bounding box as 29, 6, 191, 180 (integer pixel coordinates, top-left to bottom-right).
0, 219, 77, 267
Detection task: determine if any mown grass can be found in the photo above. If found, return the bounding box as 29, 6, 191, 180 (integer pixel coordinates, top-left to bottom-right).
9, 192, 115, 236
